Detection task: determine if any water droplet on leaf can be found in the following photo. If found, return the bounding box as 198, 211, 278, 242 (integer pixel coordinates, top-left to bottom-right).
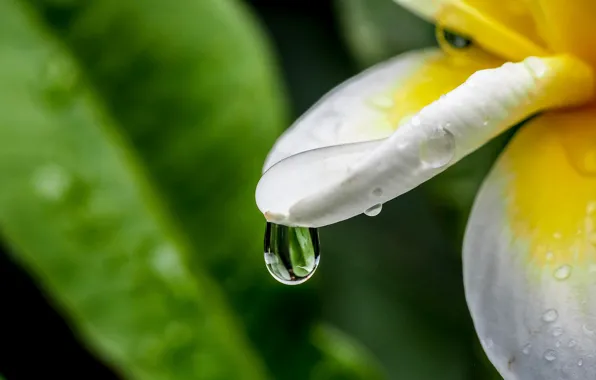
364, 203, 382, 217
32, 164, 71, 201
264, 223, 320, 285
41, 54, 79, 107
419, 127, 455, 169
543, 309, 559, 323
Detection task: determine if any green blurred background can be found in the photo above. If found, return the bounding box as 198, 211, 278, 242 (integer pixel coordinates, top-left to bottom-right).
0, 0, 509, 379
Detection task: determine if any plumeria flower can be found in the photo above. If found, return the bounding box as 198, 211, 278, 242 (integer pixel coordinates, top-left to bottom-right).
256, 1, 596, 378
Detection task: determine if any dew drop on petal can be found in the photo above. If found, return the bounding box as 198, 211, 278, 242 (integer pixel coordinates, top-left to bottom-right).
522, 343, 532, 355
544, 349, 557, 362
364, 204, 383, 217
568, 339, 577, 348
553, 264, 572, 280
578, 358, 584, 367
419, 127, 455, 169
583, 323, 595, 336
372, 187, 383, 197
542, 309, 559, 323
552, 327, 564, 337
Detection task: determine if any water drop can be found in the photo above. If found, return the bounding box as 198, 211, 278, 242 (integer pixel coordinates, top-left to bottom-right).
544, 349, 557, 362
522, 343, 532, 355
419, 127, 456, 169
578, 358, 584, 367
484, 339, 494, 349
372, 187, 383, 197
568, 339, 577, 348
554, 265, 572, 280
545, 251, 555, 261
542, 309, 559, 323
552, 327, 563, 337
583, 323, 595, 336
364, 204, 383, 217
32, 164, 71, 201
41, 55, 79, 107
264, 223, 320, 285
555, 340, 561, 348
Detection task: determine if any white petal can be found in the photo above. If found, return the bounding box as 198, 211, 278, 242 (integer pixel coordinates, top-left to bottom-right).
256, 55, 592, 227
464, 171, 596, 380
263, 49, 442, 171
464, 112, 596, 380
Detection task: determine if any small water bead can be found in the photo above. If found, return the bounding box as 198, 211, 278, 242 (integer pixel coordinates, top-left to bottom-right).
578, 358, 584, 367
41, 54, 80, 107
522, 343, 532, 355
264, 223, 320, 285
582, 323, 595, 336
419, 127, 456, 169
543, 309, 559, 323
552, 327, 564, 337
555, 341, 561, 348
372, 187, 383, 197
32, 164, 72, 201
568, 339, 577, 348
545, 251, 555, 261
544, 349, 558, 362
554, 265, 572, 281
364, 203, 383, 217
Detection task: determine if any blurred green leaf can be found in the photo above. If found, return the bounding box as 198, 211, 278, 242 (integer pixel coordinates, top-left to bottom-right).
335, 0, 436, 67
0, 0, 290, 378
311, 323, 386, 380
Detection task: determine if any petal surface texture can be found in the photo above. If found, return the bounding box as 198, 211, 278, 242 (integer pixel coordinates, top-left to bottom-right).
464, 109, 596, 380
263, 48, 496, 171
394, 0, 548, 60
257, 55, 593, 227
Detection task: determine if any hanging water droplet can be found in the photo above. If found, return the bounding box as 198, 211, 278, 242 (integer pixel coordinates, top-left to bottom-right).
364, 203, 383, 217
264, 223, 320, 285
544, 349, 557, 362
542, 309, 559, 323
554, 265, 572, 281
522, 343, 532, 355
552, 327, 564, 337
32, 163, 71, 201
419, 127, 455, 169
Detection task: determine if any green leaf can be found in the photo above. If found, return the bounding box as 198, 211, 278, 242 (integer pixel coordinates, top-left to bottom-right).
311, 324, 386, 380
0, 0, 288, 378
24, 0, 325, 378
335, 0, 436, 67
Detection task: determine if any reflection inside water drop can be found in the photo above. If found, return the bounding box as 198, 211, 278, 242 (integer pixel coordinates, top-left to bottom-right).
264, 222, 320, 285
419, 127, 455, 169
